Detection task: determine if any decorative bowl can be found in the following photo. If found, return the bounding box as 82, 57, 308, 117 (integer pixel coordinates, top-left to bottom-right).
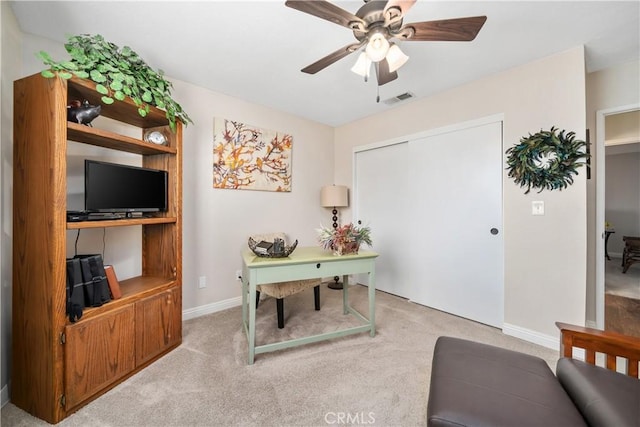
248, 237, 298, 258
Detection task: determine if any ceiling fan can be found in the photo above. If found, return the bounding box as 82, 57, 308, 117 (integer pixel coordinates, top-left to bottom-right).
285, 0, 487, 86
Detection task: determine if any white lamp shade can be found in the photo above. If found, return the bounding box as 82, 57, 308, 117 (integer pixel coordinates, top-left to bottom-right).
320, 185, 349, 207
365, 32, 390, 62
386, 44, 409, 72
351, 52, 372, 78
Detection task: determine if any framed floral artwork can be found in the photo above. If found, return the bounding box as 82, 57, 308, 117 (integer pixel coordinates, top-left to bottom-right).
213, 118, 292, 192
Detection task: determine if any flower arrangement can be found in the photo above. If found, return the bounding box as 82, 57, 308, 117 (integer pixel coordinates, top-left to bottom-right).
317, 223, 373, 256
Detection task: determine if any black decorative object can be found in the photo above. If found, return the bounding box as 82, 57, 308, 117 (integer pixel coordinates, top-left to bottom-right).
67, 99, 101, 126
505, 127, 589, 194
248, 237, 298, 258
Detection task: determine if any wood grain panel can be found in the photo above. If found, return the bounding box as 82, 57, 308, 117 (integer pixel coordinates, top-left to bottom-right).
12, 74, 68, 423
557, 322, 640, 377
64, 306, 136, 409
135, 287, 182, 366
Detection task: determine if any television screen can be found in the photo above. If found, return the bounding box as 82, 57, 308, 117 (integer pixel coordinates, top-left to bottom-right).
85, 160, 168, 213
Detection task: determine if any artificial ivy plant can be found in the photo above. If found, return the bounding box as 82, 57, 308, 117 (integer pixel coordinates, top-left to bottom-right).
38, 34, 192, 132
505, 127, 589, 194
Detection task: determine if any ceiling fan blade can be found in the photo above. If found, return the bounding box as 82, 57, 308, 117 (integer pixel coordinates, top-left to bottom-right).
401, 16, 487, 41
301, 42, 363, 74
285, 0, 365, 31
375, 59, 398, 86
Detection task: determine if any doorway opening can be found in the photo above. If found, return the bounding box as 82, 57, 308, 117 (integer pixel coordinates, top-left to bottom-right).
596, 107, 640, 337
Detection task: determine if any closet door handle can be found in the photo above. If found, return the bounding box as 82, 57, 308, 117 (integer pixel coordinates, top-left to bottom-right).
490, 228, 499, 235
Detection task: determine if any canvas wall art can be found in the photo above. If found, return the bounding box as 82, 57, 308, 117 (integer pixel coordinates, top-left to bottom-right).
213, 118, 292, 192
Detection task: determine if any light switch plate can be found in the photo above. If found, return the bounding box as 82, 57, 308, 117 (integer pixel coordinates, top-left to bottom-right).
532, 201, 545, 215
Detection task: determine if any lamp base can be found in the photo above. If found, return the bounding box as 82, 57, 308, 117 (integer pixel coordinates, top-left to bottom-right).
327, 276, 343, 290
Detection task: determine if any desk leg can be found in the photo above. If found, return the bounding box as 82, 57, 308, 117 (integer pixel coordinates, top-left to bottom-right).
369, 268, 376, 337
342, 274, 349, 314
241, 274, 247, 326
248, 270, 257, 365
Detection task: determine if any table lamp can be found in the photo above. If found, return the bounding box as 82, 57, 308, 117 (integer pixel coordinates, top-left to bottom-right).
320, 185, 349, 289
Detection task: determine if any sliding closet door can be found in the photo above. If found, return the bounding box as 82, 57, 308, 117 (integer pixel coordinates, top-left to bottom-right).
408, 121, 503, 327
354, 142, 412, 297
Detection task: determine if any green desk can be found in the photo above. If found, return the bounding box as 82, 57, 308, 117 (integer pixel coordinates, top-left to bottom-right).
241, 246, 379, 364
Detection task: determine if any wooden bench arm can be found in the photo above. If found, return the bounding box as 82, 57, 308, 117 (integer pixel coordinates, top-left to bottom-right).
556, 322, 640, 377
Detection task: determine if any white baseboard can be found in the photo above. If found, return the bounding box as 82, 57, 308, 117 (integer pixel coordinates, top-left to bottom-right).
502, 322, 559, 350
182, 296, 242, 321
1, 384, 8, 407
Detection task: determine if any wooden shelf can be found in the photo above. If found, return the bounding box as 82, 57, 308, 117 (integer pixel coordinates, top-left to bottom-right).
72, 276, 176, 323
68, 77, 169, 128
67, 216, 177, 230
67, 122, 176, 155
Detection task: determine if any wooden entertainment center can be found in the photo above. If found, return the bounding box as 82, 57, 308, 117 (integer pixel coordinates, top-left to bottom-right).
12, 73, 183, 423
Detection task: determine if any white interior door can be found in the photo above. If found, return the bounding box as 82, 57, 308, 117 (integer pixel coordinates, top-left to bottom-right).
408, 121, 503, 327
354, 142, 412, 297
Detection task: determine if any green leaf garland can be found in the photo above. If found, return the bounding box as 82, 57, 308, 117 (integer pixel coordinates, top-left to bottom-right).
505, 127, 589, 194
37, 34, 192, 132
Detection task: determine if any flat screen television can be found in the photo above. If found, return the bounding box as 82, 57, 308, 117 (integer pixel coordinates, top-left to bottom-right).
85, 160, 168, 213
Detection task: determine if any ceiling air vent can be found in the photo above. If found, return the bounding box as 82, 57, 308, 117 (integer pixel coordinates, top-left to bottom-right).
383, 92, 414, 105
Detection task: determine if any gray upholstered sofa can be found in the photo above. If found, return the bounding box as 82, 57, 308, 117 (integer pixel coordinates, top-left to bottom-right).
427, 323, 640, 427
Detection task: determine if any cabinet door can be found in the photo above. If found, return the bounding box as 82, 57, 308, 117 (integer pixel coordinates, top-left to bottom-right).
64, 306, 136, 409
135, 287, 182, 366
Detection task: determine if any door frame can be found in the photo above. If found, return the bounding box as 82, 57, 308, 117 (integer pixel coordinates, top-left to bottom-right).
595, 103, 640, 329
351, 113, 504, 322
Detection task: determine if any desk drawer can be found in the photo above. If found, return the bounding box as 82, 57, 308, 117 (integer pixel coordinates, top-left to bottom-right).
250, 257, 374, 285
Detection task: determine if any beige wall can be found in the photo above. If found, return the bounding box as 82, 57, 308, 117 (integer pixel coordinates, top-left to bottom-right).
585, 60, 640, 325
174, 78, 335, 309
605, 110, 640, 143
335, 47, 588, 343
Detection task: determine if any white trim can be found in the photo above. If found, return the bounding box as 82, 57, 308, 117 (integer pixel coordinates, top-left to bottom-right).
352, 113, 505, 154
1, 385, 8, 407
595, 103, 640, 329
182, 296, 242, 321
502, 323, 558, 350
605, 136, 640, 146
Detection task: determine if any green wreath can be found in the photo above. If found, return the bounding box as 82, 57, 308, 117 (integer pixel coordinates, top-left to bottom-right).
505, 127, 589, 194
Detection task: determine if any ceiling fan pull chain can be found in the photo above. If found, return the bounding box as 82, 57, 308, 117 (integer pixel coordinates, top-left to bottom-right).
376, 63, 380, 103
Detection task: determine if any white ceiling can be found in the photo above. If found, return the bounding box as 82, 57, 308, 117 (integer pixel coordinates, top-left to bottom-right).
10, 0, 640, 127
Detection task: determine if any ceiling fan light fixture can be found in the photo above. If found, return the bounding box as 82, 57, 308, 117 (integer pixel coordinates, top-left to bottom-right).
365, 32, 390, 62
386, 44, 409, 72
351, 52, 372, 79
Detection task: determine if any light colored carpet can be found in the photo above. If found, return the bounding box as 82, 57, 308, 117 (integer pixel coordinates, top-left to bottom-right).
2, 284, 559, 426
